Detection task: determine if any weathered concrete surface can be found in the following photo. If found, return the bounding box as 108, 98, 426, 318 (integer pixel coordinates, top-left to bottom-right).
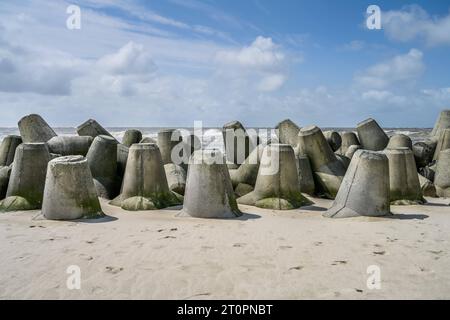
387, 134, 413, 150
435, 149, 450, 198
18, 114, 56, 143
42, 156, 103, 220
86, 135, 119, 199
0, 135, 22, 166
296, 155, 315, 195
0, 143, 51, 211
356, 118, 389, 151
323, 131, 342, 152
178, 150, 241, 218
431, 109, 450, 139
418, 174, 437, 198
110, 143, 181, 211
77, 119, 117, 141
140, 137, 157, 144
275, 119, 301, 149
47, 136, 93, 156
297, 125, 346, 199
0, 166, 11, 199
413, 140, 437, 168
122, 129, 142, 147
385, 148, 424, 205
345, 145, 362, 160
164, 163, 186, 195
222, 121, 257, 168
237, 144, 313, 210
324, 150, 391, 218
229, 143, 265, 188
116, 144, 129, 180
337, 132, 360, 155
433, 129, 450, 161
157, 129, 184, 165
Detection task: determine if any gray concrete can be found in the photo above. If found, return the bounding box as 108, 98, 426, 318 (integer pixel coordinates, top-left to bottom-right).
324, 150, 391, 218
222, 120, 257, 168
387, 134, 413, 150
110, 143, 181, 211
42, 156, 104, 220
117, 144, 129, 180
178, 150, 241, 218
296, 155, 315, 195
86, 135, 119, 199
237, 144, 313, 210
323, 131, 342, 152
140, 137, 157, 144
418, 174, 437, 198
122, 129, 142, 147
431, 109, 450, 139
356, 118, 389, 151
0, 166, 11, 199
164, 163, 186, 195
433, 128, 450, 161
345, 144, 362, 160
275, 119, 300, 148
77, 119, 117, 141
435, 149, 450, 198
297, 125, 346, 199
0, 135, 22, 166
18, 114, 57, 143
413, 140, 437, 168
157, 129, 183, 165
0, 143, 51, 211
337, 132, 360, 155
384, 148, 424, 205
47, 136, 93, 156
229, 143, 265, 189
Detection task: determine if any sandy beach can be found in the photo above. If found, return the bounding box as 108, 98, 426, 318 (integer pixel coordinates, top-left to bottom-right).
1, 196, 449, 300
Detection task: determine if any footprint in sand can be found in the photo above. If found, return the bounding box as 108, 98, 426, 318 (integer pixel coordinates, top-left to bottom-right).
373, 251, 386, 255
279, 245, 293, 250
233, 243, 246, 248
288, 266, 303, 271
105, 266, 124, 274
160, 235, 176, 240
314, 242, 323, 246
331, 260, 347, 266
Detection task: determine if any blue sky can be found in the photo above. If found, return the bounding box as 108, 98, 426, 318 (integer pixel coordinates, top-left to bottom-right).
0, 0, 449, 127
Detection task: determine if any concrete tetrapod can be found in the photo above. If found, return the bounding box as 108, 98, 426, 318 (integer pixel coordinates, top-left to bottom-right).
140, 137, 157, 144
324, 150, 391, 218
47, 136, 93, 156
77, 119, 117, 141
433, 129, 450, 161
384, 148, 424, 205
157, 129, 184, 165
345, 145, 362, 160
275, 119, 301, 149
323, 131, 342, 152
0, 143, 51, 211
0, 135, 22, 166
237, 144, 313, 210
387, 134, 413, 150
356, 118, 389, 151
110, 143, 181, 211
229, 143, 266, 192
122, 129, 142, 147
42, 156, 104, 220
337, 132, 360, 156
296, 155, 315, 195
164, 163, 186, 195
435, 149, 450, 198
178, 150, 241, 218
222, 121, 257, 168
297, 126, 346, 199
418, 174, 437, 198
18, 114, 57, 143
413, 140, 437, 168
117, 144, 129, 179
0, 166, 11, 199
86, 135, 119, 199
431, 109, 450, 140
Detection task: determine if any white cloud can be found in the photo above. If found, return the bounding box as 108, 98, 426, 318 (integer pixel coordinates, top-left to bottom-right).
382, 5, 450, 46
257, 74, 286, 92
354, 49, 425, 89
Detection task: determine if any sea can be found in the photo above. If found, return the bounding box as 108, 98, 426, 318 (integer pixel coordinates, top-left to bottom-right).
0, 127, 432, 152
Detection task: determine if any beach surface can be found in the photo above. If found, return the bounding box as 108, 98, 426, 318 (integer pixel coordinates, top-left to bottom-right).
0, 196, 449, 300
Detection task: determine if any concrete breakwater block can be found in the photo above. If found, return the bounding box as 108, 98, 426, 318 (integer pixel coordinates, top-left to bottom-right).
222, 120, 257, 169
297, 125, 346, 199
387, 134, 413, 150
435, 149, 450, 198
324, 150, 391, 218
86, 135, 119, 199
433, 129, 450, 161
418, 174, 437, 198
275, 119, 301, 149
384, 148, 424, 205
337, 132, 360, 156
157, 129, 184, 165
356, 118, 389, 151
323, 131, 342, 152
178, 150, 241, 218
42, 156, 103, 220
0, 135, 22, 166
0, 166, 11, 200
0, 143, 51, 211
431, 109, 450, 140
229, 143, 266, 192
122, 129, 142, 147
164, 163, 186, 195
47, 136, 93, 156
413, 140, 436, 168
18, 114, 57, 143
296, 155, 315, 195
110, 143, 181, 211
77, 119, 117, 141
237, 144, 312, 210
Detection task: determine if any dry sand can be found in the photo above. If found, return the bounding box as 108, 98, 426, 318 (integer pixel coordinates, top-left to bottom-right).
0, 196, 449, 300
